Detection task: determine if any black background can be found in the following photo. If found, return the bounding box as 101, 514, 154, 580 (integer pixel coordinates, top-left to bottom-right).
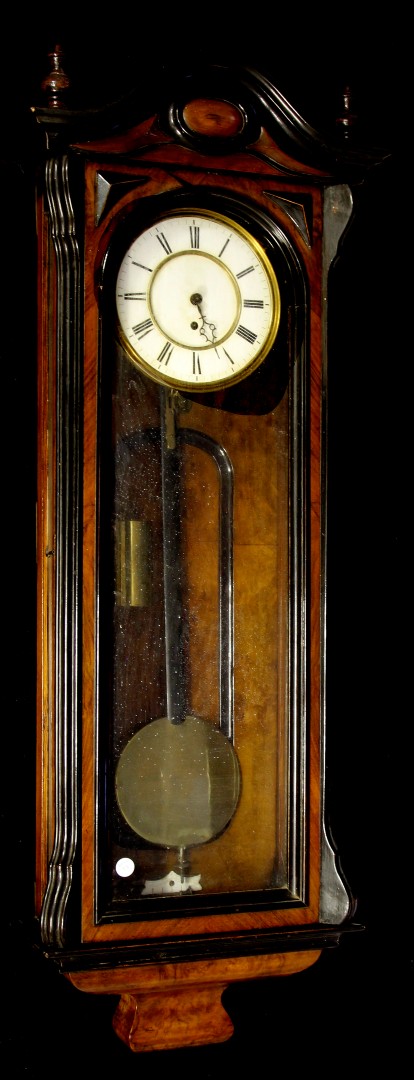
1, 10, 409, 1076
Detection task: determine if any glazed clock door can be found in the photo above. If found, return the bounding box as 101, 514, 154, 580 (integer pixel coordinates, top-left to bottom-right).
95, 192, 302, 918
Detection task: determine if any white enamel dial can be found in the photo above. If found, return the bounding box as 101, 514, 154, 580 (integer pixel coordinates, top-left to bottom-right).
116, 209, 281, 390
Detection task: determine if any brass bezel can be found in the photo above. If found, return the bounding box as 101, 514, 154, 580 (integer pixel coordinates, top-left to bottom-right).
116, 207, 281, 392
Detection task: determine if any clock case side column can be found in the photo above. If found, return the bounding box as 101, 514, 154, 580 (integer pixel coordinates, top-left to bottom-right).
319, 182, 357, 924
35, 149, 84, 948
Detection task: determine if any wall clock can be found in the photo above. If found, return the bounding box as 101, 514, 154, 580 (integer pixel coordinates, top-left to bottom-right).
33, 50, 389, 1052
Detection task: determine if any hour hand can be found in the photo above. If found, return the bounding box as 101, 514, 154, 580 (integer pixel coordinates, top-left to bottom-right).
190, 292, 217, 344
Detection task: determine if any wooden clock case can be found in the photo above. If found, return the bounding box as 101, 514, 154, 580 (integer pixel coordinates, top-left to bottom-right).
33, 54, 389, 1052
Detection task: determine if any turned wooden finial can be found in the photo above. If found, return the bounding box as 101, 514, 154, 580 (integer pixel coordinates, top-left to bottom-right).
336, 85, 358, 142
41, 44, 70, 108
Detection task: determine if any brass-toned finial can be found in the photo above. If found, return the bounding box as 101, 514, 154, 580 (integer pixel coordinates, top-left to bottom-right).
41, 44, 70, 109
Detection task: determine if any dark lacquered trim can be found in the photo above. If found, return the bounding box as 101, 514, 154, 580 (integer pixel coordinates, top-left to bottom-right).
37, 919, 364, 973
39, 155, 83, 948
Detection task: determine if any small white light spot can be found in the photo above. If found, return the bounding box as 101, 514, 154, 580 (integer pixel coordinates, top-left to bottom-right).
115, 857, 135, 878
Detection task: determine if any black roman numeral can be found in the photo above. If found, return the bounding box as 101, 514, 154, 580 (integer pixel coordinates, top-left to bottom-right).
156, 232, 172, 255
123, 292, 146, 300
131, 261, 152, 272
193, 353, 201, 375
190, 223, 200, 249
236, 325, 257, 344
243, 300, 264, 308
236, 266, 254, 279
218, 237, 231, 259
132, 318, 153, 338
157, 342, 174, 367
222, 348, 235, 367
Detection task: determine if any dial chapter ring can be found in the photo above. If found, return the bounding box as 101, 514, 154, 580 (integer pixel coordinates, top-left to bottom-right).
115, 208, 281, 391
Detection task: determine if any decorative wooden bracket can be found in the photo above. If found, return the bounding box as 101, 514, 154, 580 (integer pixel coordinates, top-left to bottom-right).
67, 950, 321, 1052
